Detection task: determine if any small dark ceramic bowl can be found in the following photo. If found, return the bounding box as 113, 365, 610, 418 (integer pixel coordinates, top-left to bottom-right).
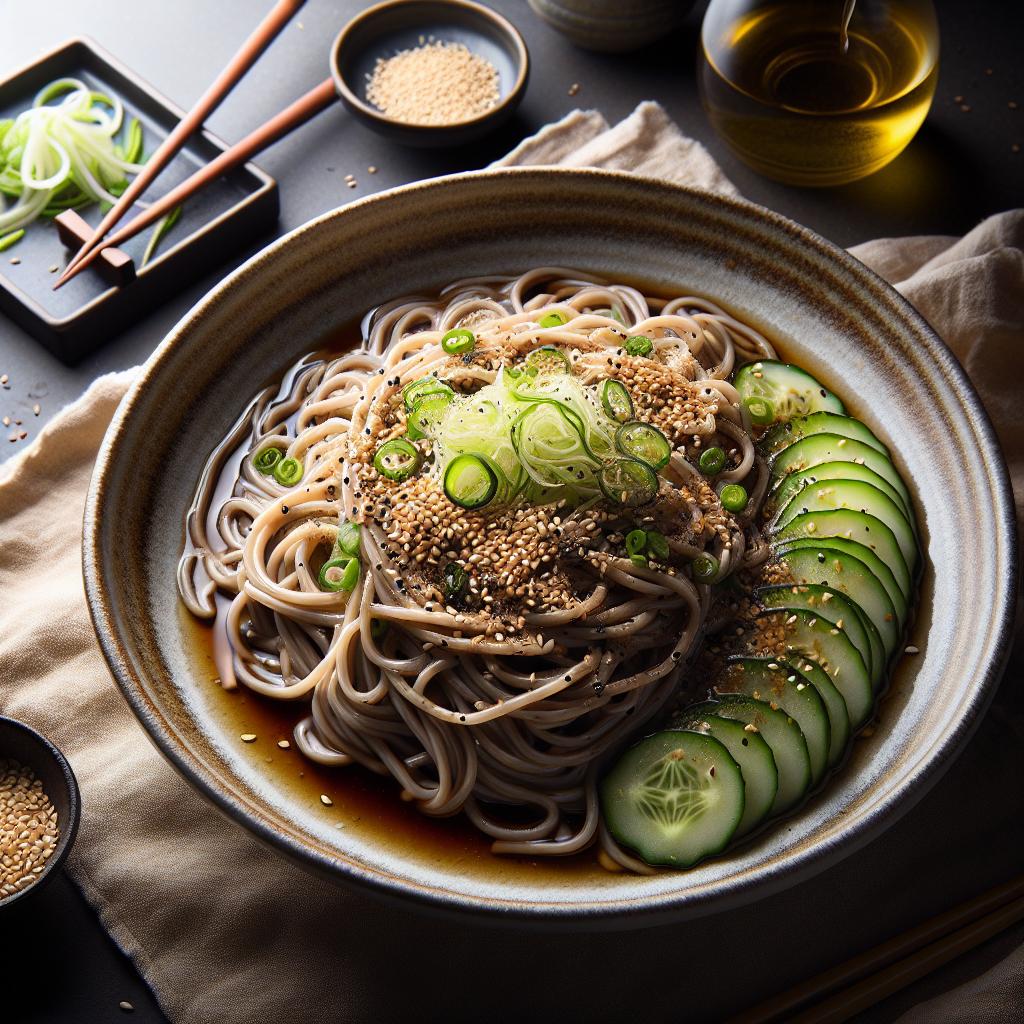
84, 169, 1017, 926
0, 716, 80, 910
331, 0, 529, 147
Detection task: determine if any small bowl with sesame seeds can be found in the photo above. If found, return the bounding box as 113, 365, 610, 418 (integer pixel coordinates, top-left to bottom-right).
0, 716, 80, 910
330, 0, 529, 147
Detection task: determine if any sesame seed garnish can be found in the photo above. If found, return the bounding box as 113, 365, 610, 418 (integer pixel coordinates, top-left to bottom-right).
240, 733, 257, 742
905, 645, 919, 654
320, 794, 333, 806
277, 740, 291, 749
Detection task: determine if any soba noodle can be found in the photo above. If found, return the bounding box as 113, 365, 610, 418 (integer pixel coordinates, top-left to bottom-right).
178, 269, 776, 869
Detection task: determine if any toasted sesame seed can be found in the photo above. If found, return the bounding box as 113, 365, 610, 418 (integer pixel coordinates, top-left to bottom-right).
240, 733, 257, 743
320, 794, 333, 806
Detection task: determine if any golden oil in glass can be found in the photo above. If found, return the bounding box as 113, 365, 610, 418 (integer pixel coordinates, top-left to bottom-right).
699, 0, 940, 186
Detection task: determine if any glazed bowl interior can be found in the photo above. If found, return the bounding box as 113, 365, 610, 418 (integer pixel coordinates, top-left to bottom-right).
84, 169, 1016, 925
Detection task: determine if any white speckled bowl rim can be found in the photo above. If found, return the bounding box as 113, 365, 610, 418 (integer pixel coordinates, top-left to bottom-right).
83, 168, 1017, 927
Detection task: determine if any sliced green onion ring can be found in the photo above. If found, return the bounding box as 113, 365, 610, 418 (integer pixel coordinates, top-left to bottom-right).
630, 554, 649, 569
646, 530, 670, 561
336, 521, 361, 556
598, 458, 659, 507
442, 562, 467, 600
253, 447, 283, 474
443, 454, 498, 509
744, 396, 775, 425
692, 553, 719, 583
403, 377, 453, 411
273, 457, 303, 487
600, 379, 634, 423
698, 446, 726, 475
441, 328, 476, 355
374, 438, 421, 481
538, 311, 568, 328
615, 420, 671, 470
625, 529, 647, 557
720, 483, 749, 512
318, 555, 359, 592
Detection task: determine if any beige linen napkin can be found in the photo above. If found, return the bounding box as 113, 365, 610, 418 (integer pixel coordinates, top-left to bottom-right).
2, 104, 1022, 1024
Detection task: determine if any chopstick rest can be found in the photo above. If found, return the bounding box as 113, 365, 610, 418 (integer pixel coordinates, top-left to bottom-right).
55, 210, 135, 287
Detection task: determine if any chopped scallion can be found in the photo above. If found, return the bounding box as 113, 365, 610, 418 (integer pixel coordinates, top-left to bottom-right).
335, 521, 361, 556
441, 328, 475, 355
274, 457, 303, 487
698, 446, 726, 475
538, 311, 568, 328
744, 396, 775, 425
624, 335, 653, 357
626, 529, 647, 557
318, 555, 359, 592
720, 483, 749, 512
253, 447, 283, 474
646, 530, 670, 561
692, 553, 719, 583
442, 562, 467, 600
373, 438, 421, 481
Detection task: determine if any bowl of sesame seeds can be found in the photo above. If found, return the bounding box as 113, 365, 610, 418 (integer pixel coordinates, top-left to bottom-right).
0, 716, 79, 909
331, 0, 529, 146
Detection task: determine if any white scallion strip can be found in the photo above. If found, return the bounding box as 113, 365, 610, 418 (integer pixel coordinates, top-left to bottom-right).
0, 78, 147, 235
432, 366, 629, 506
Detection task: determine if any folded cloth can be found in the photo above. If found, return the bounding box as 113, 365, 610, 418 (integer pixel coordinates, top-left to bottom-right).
1, 103, 1021, 1024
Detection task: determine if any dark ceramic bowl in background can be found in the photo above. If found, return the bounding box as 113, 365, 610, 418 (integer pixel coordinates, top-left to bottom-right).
331, 0, 529, 147
0, 716, 80, 911
83, 168, 1017, 926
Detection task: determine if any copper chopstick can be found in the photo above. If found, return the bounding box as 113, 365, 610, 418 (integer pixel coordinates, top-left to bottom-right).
56, 77, 337, 280
730, 872, 1024, 1023
55, 0, 306, 288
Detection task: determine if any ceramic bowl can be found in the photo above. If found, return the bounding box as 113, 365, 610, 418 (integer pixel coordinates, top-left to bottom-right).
83, 168, 1016, 925
528, 0, 695, 52
0, 716, 81, 911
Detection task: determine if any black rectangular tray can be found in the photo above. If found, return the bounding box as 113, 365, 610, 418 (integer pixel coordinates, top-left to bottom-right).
0, 38, 278, 363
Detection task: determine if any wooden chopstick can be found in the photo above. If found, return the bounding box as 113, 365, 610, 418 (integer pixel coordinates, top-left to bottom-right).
731, 873, 1024, 1023
788, 894, 1024, 1023
56, 77, 337, 285
55, 0, 306, 288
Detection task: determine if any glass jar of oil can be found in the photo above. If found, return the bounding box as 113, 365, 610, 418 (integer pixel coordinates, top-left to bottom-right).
699, 0, 939, 186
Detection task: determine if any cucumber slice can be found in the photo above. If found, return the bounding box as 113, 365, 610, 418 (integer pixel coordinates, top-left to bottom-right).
734, 360, 844, 423
775, 537, 907, 634
718, 657, 830, 786
775, 509, 912, 600
760, 412, 889, 459
773, 479, 918, 574
674, 709, 778, 838
756, 609, 874, 729
757, 583, 881, 690
701, 695, 812, 815
769, 461, 912, 523
775, 655, 851, 768
600, 731, 745, 868
769, 434, 912, 517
